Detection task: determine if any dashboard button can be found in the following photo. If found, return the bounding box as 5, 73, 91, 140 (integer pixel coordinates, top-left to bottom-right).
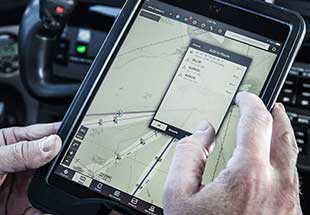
75, 43, 88, 56
55, 39, 70, 65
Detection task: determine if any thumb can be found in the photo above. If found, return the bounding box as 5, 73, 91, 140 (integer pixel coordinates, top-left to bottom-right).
0, 135, 62, 174
164, 121, 216, 199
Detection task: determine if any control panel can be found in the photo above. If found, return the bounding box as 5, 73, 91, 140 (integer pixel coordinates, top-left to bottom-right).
53, 25, 109, 81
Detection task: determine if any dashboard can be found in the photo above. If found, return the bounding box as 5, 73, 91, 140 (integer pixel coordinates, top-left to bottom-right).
0, 26, 31, 127
0, 0, 309, 214
54, 4, 118, 81
0, 2, 121, 127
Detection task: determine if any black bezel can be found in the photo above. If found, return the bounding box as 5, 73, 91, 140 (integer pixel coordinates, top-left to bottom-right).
28, 0, 305, 214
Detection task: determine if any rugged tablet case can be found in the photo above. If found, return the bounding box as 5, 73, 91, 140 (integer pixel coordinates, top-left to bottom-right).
28, 0, 305, 214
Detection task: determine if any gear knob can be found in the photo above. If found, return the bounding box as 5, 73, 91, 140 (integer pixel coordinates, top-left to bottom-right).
40, 0, 76, 32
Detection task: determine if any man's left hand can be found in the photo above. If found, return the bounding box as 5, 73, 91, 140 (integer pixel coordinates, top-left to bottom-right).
0, 123, 62, 215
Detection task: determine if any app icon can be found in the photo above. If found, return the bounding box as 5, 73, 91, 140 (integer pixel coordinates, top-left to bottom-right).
97, 183, 103, 189
114, 190, 121, 197
149, 205, 156, 213
131, 198, 139, 205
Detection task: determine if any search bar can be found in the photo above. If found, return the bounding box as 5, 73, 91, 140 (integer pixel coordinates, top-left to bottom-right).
225, 30, 270, 50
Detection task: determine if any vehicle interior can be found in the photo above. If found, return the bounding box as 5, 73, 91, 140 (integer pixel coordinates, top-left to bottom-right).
0, 0, 309, 214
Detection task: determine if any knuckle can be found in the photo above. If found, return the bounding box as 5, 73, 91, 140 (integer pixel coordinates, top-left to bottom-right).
222, 164, 273, 196
12, 142, 24, 161
275, 187, 300, 213
11, 143, 27, 169
23, 126, 33, 140
12, 141, 36, 170
279, 168, 299, 192
242, 108, 273, 128
237, 172, 264, 191
256, 109, 273, 125
175, 140, 206, 159
11, 127, 21, 141
280, 131, 299, 155
280, 181, 297, 195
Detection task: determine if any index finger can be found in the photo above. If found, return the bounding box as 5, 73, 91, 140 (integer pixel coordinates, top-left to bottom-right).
0, 122, 60, 145
227, 92, 273, 167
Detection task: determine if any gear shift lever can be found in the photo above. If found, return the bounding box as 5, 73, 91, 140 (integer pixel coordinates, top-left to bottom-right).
40, 0, 76, 32
19, 0, 79, 101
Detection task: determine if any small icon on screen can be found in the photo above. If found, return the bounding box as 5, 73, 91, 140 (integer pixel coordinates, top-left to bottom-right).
149, 205, 156, 213
131, 198, 139, 205
97, 183, 103, 189
71, 140, 81, 149
114, 190, 121, 197
79, 176, 86, 182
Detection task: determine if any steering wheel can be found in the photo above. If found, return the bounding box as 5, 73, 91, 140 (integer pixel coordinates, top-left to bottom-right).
19, 0, 124, 102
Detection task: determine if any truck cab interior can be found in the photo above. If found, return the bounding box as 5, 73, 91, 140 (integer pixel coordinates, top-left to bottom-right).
0, 0, 309, 214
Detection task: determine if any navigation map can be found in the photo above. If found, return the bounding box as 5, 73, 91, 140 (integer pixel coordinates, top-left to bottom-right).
60, 8, 278, 208
151, 39, 251, 138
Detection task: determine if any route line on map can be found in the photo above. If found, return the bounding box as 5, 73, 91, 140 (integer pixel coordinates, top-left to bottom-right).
86, 110, 156, 117
84, 114, 154, 126
118, 29, 205, 57
212, 108, 234, 180
89, 132, 160, 175
132, 138, 175, 195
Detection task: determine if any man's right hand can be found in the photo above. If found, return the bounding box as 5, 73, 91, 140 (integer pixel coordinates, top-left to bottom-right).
163, 92, 302, 215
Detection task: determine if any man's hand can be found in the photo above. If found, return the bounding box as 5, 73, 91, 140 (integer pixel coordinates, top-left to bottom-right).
163, 92, 302, 215
0, 123, 62, 215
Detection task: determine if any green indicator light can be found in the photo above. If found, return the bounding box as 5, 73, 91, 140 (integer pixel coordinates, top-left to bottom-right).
76, 45, 87, 54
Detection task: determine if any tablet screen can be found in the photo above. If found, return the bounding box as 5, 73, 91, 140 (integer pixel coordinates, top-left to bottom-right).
54, 0, 283, 214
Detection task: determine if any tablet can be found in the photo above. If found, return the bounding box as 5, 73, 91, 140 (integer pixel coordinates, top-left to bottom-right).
29, 0, 305, 214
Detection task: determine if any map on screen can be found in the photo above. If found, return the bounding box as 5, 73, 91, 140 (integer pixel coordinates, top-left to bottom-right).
151, 39, 251, 138
55, 0, 280, 213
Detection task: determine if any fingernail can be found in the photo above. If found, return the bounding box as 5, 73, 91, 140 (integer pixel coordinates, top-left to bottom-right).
235, 92, 244, 103
207, 140, 216, 154
54, 122, 61, 131
277, 103, 286, 111
206, 126, 216, 152
41, 135, 60, 153
195, 120, 210, 132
